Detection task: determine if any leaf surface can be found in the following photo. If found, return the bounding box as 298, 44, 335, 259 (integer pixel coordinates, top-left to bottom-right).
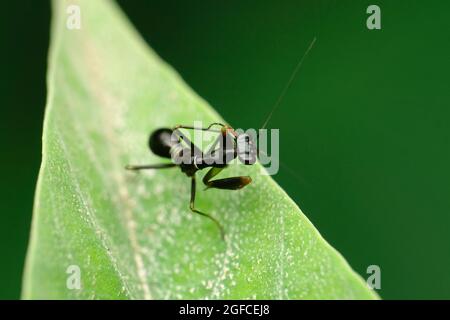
22, 0, 378, 299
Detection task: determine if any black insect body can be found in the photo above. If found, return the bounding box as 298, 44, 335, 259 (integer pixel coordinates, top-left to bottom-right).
126, 38, 316, 239
126, 123, 256, 239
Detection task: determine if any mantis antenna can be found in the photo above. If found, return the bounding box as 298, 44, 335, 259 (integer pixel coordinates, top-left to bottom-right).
260, 37, 317, 130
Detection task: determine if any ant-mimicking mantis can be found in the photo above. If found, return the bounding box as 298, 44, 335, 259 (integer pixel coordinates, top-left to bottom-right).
126, 38, 316, 239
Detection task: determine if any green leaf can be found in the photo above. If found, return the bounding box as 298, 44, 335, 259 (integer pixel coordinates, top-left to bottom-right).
22, 0, 378, 299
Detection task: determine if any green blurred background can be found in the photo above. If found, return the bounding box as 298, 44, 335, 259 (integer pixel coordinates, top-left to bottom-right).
1, 0, 449, 299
